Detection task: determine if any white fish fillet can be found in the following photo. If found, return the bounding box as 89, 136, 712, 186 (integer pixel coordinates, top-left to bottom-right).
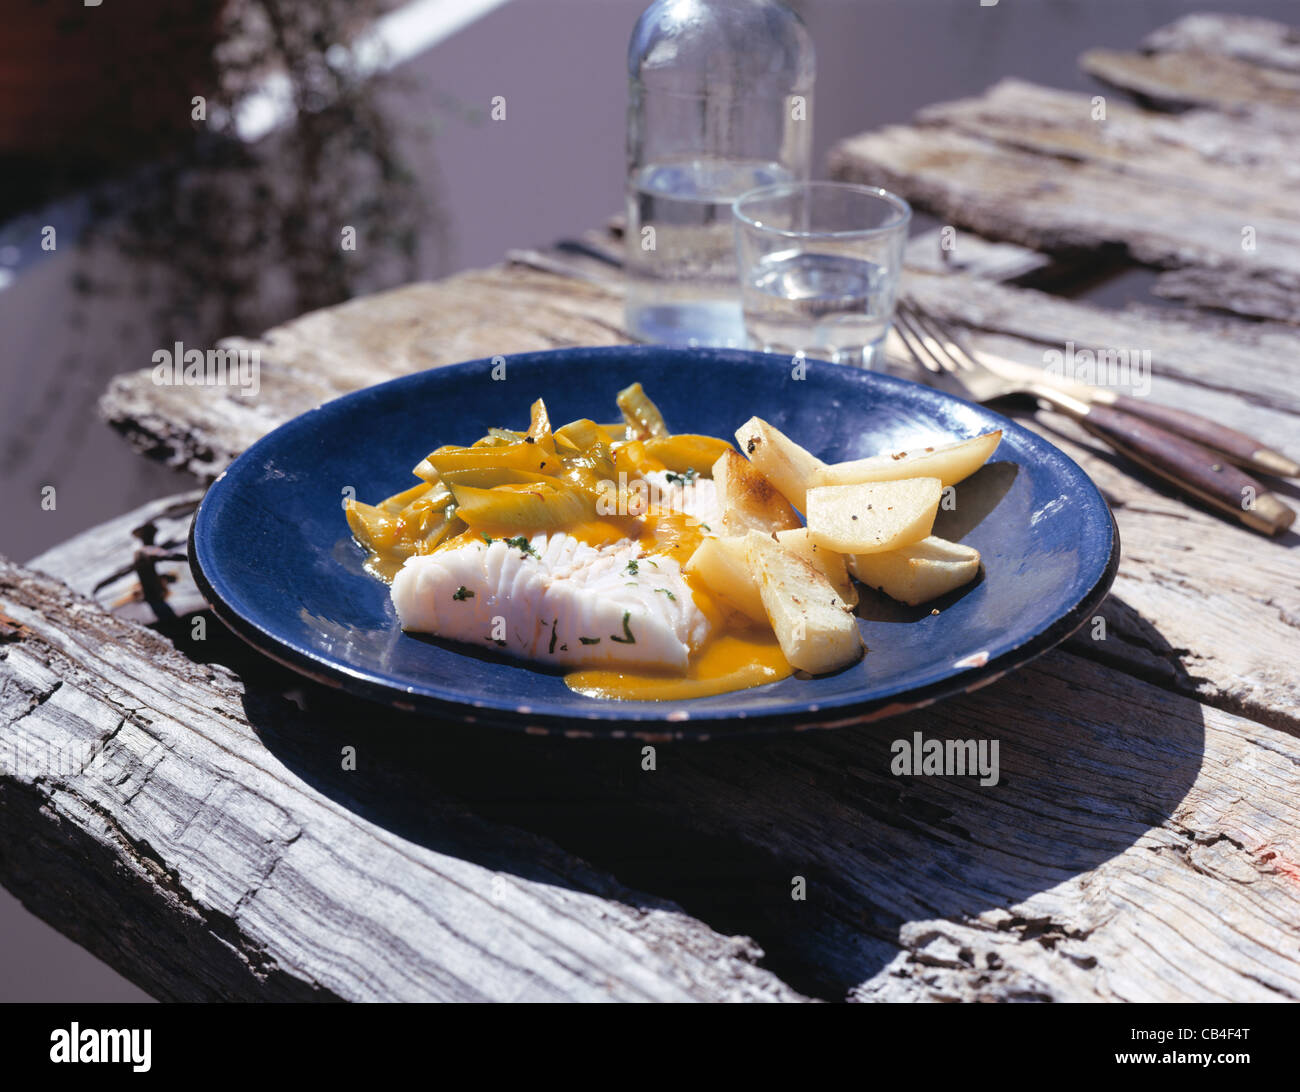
391, 476, 718, 671
639, 470, 722, 531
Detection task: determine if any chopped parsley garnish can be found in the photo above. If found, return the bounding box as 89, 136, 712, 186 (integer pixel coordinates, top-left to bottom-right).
548, 618, 558, 654
655, 588, 676, 601
452, 586, 474, 601
578, 636, 601, 645
664, 467, 698, 486
625, 559, 639, 576
610, 610, 636, 644
700, 523, 711, 533
481, 533, 494, 544
505, 535, 539, 557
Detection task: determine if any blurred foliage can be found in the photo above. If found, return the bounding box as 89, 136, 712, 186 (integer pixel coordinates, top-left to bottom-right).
77, 0, 436, 341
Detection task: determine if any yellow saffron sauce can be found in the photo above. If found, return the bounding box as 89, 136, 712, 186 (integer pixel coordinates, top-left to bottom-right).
565, 630, 792, 701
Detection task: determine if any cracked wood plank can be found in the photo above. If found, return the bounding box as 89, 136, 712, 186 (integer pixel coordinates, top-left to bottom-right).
833, 652, 1300, 1002
1081, 45, 1300, 113
1142, 13, 1300, 73
829, 69, 1300, 322
1082, 11, 1300, 111
1040, 414, 1298, 732
1077, 13, 1300, 317
15, 524, 1300, 1002
914, 79, 1300, 203
27, 490, 207, 624
0, 557, 805, 1002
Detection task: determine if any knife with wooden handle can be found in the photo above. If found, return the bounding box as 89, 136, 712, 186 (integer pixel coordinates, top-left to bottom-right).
1091, 393, 1300, 479
972, 349, 1300, 479
1032, 387, 1296, 535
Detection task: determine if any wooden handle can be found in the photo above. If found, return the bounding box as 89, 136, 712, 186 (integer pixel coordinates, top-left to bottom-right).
1079, 404, 1295, 535
1109, 394, 1300, 479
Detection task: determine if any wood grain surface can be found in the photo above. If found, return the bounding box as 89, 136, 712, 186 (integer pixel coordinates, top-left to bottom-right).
830, 41, 1300, 322
4, 12, 1299, 1002
7, 501, 1300, 1002
62, 254, 1300, 999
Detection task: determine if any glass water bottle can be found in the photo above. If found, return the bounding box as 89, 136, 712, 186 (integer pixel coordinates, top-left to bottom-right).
625, 0, 815, 347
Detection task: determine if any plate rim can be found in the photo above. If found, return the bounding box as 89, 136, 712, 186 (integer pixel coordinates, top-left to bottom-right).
189, 345, 1120, 739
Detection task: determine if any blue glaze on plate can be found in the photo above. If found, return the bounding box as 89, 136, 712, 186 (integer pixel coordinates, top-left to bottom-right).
190, 346, 1118, 738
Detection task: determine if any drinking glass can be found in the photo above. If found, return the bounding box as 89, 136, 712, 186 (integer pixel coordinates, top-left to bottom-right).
733, 181, 911, 366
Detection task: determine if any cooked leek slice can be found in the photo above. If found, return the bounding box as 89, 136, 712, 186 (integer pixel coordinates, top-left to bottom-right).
396, 487, 451, 521
527, 398, 556, 453
641, 434, 731, 475
617, 382, 668, 440
399, 496, 457, 545
379, 480, 440, 514
428, 444, 554, 478
438, 467, 565, 490
412, 457, 441, 483
345, 500, 408, 554
562, 438, 615, 478
451, 480, 594, 531
612, 440, 647, 476
414, 516, 465, 554
554, 418, 604, 453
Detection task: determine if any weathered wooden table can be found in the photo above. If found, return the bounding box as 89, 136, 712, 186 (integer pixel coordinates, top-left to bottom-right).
3, 14, 1298, 1002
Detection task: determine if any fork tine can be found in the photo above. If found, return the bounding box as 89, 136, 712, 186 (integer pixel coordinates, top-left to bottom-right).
891, 306, 945, 373
901, 302, 977, 373
895, 301, 963, 376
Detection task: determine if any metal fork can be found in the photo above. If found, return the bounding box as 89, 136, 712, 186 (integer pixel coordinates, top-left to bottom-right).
891, 301, 1297, 480
890, 301, 1295, 536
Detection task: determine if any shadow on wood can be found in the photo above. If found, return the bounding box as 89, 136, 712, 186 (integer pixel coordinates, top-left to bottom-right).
224, 597, 1204, 1001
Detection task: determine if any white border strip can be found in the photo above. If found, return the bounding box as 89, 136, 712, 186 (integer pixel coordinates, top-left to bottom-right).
235, 0, 514, 140
359, 0, 515, 71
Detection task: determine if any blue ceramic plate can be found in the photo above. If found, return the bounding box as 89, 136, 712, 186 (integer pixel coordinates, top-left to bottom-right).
190, 346, 1118, 739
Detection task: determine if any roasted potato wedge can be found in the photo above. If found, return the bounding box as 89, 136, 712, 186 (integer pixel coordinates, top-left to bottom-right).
812, 431, 1001, 489
734, 417, 825, 512
684, 535, 767, 623
774, 527, 857, 608
847, 536, 981, 605
806, 477, 942, 555
712, 449, 802, 536
745, 531, 863, 674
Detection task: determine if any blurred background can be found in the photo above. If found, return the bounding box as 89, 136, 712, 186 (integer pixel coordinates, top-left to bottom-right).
0, 0, 1293, 1001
